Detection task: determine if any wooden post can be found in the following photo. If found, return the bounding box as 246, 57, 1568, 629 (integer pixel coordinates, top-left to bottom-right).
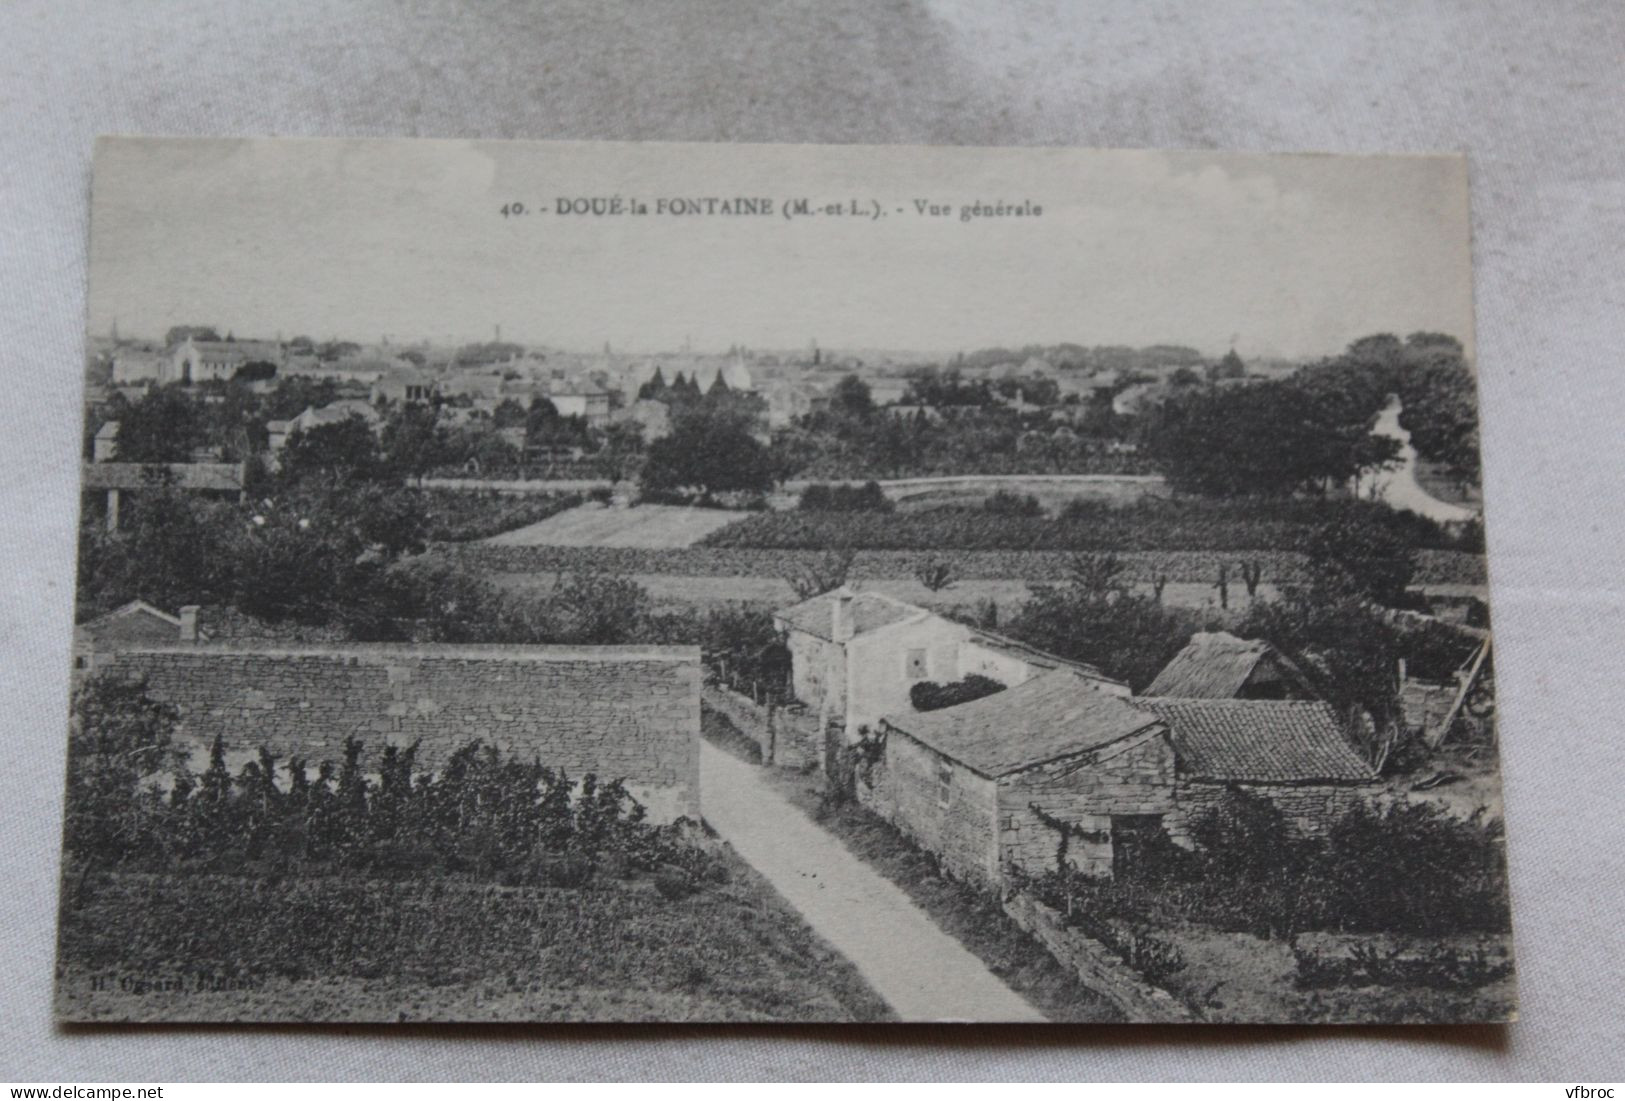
106, 487, 120, 531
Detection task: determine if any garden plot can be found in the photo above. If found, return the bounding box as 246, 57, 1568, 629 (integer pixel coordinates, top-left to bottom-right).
486, 503, 744, 548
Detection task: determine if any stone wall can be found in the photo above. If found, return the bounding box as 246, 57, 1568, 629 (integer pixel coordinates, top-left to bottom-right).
1174, 779, 1377, 839
999, 729, 1177, 877
784, 631, 845, 732
860, 730, 1000, 886
95, 642, 701, 823
701, 684, 820, 769
1003, 892, 1199, 1023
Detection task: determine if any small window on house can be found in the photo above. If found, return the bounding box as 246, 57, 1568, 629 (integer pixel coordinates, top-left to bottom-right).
905, 648, 929, 681
936, 760, 953, 808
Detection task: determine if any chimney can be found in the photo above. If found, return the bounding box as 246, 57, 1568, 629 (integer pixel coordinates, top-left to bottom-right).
178, 605, 200, 643
831, 587, 855, 644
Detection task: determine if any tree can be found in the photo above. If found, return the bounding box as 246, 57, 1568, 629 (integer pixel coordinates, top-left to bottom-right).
637, 367, 669, 401
1008, 553, 1195, 690
1304, 507, 1416, 606
490, 398, 529, 429
641, 408, 776, 498
279, 416, 385, 488
1145, 380, 1399, 497
381, 403, 448, 484
234, 360, 278, 382
542, 570, 651, 644
598, 420, 645, 484
114, 386, 203, 463
164, 325, 220, 347
65, 675, 181, 865
830, 374, 875, 419
1209, 348, 1247, 381
76, 480, 238, 617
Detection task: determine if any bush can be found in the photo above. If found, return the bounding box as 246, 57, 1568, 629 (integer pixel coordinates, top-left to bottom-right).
1028, 786, 1509, 942
798, 481, 893, 513
910, 674, 1006, 712
984, 490, 1043, 517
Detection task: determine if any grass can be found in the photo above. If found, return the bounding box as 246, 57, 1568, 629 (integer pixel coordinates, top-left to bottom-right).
698, 713, 1120, 1022
1148, 925, 1515, 1024
55, 847, 893, 1023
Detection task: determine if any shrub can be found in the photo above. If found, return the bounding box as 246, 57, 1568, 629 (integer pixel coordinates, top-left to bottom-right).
984, 490, 1043, 517
914, 555, 956, 592
797, 481, 893, 513
910, 674, 1006, 712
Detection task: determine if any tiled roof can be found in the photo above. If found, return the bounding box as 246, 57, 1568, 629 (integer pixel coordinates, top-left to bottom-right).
882, 669, 1162, 778
774, 589, 918, 642
1137, 698, 1377, 783
1144, 631, 1309, 698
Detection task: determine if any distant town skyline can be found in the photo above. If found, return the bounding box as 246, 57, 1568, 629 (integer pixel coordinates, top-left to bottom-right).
90, 138, 1475, 362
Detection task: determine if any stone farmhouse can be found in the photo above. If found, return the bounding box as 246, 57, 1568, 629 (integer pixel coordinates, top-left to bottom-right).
776, 592, 1382, 886
75, 610, 701, 823
772, 588, 1128, 740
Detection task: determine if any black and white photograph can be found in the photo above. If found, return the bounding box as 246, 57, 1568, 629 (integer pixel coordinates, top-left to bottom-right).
56, 136, 1511, 1025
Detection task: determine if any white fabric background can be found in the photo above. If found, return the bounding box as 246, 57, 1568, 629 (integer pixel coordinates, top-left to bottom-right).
2, 0, 1622, 1081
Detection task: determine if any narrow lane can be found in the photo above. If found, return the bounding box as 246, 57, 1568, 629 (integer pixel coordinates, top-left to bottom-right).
700, 741, 1047, 1022
1359, 397, 1479, 524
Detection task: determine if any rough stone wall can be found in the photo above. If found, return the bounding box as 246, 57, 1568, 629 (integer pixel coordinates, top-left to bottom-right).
785, 631, 844, 732
861, 729, 1000, 886
1003, 893, 1198, 1023
95, 643, 701, 823
1173, 779, 1377, 840
701, 683, 818, 769
999, 729, 1177, 878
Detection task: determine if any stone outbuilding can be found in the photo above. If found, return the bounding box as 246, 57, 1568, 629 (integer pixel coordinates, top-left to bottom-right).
864, 669, 1175, 886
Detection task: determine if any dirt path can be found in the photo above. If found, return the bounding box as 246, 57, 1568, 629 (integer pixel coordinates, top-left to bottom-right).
699, 741, 1047, 1022
1359, 398, 1479, 524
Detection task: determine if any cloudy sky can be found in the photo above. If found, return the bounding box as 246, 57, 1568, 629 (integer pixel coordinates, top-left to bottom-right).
89, 137, 1474, 359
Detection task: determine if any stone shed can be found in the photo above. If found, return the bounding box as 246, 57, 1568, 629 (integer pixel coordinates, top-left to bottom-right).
1139, 697, 1381, 838
87, 641, 702, 823
865, 669, 1175, 886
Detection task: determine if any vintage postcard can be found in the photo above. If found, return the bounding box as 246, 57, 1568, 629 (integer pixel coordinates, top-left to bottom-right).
60, 137, 1510, 1024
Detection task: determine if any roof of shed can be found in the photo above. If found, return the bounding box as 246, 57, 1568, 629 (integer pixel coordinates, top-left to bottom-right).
881, 669, 1160, 778
1137, 698, 1377, 783
1144, 631, 1310, 698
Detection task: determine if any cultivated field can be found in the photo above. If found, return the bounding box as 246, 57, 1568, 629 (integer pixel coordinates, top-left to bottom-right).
56, 851, 893, 1023
487, 503, 743, 548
